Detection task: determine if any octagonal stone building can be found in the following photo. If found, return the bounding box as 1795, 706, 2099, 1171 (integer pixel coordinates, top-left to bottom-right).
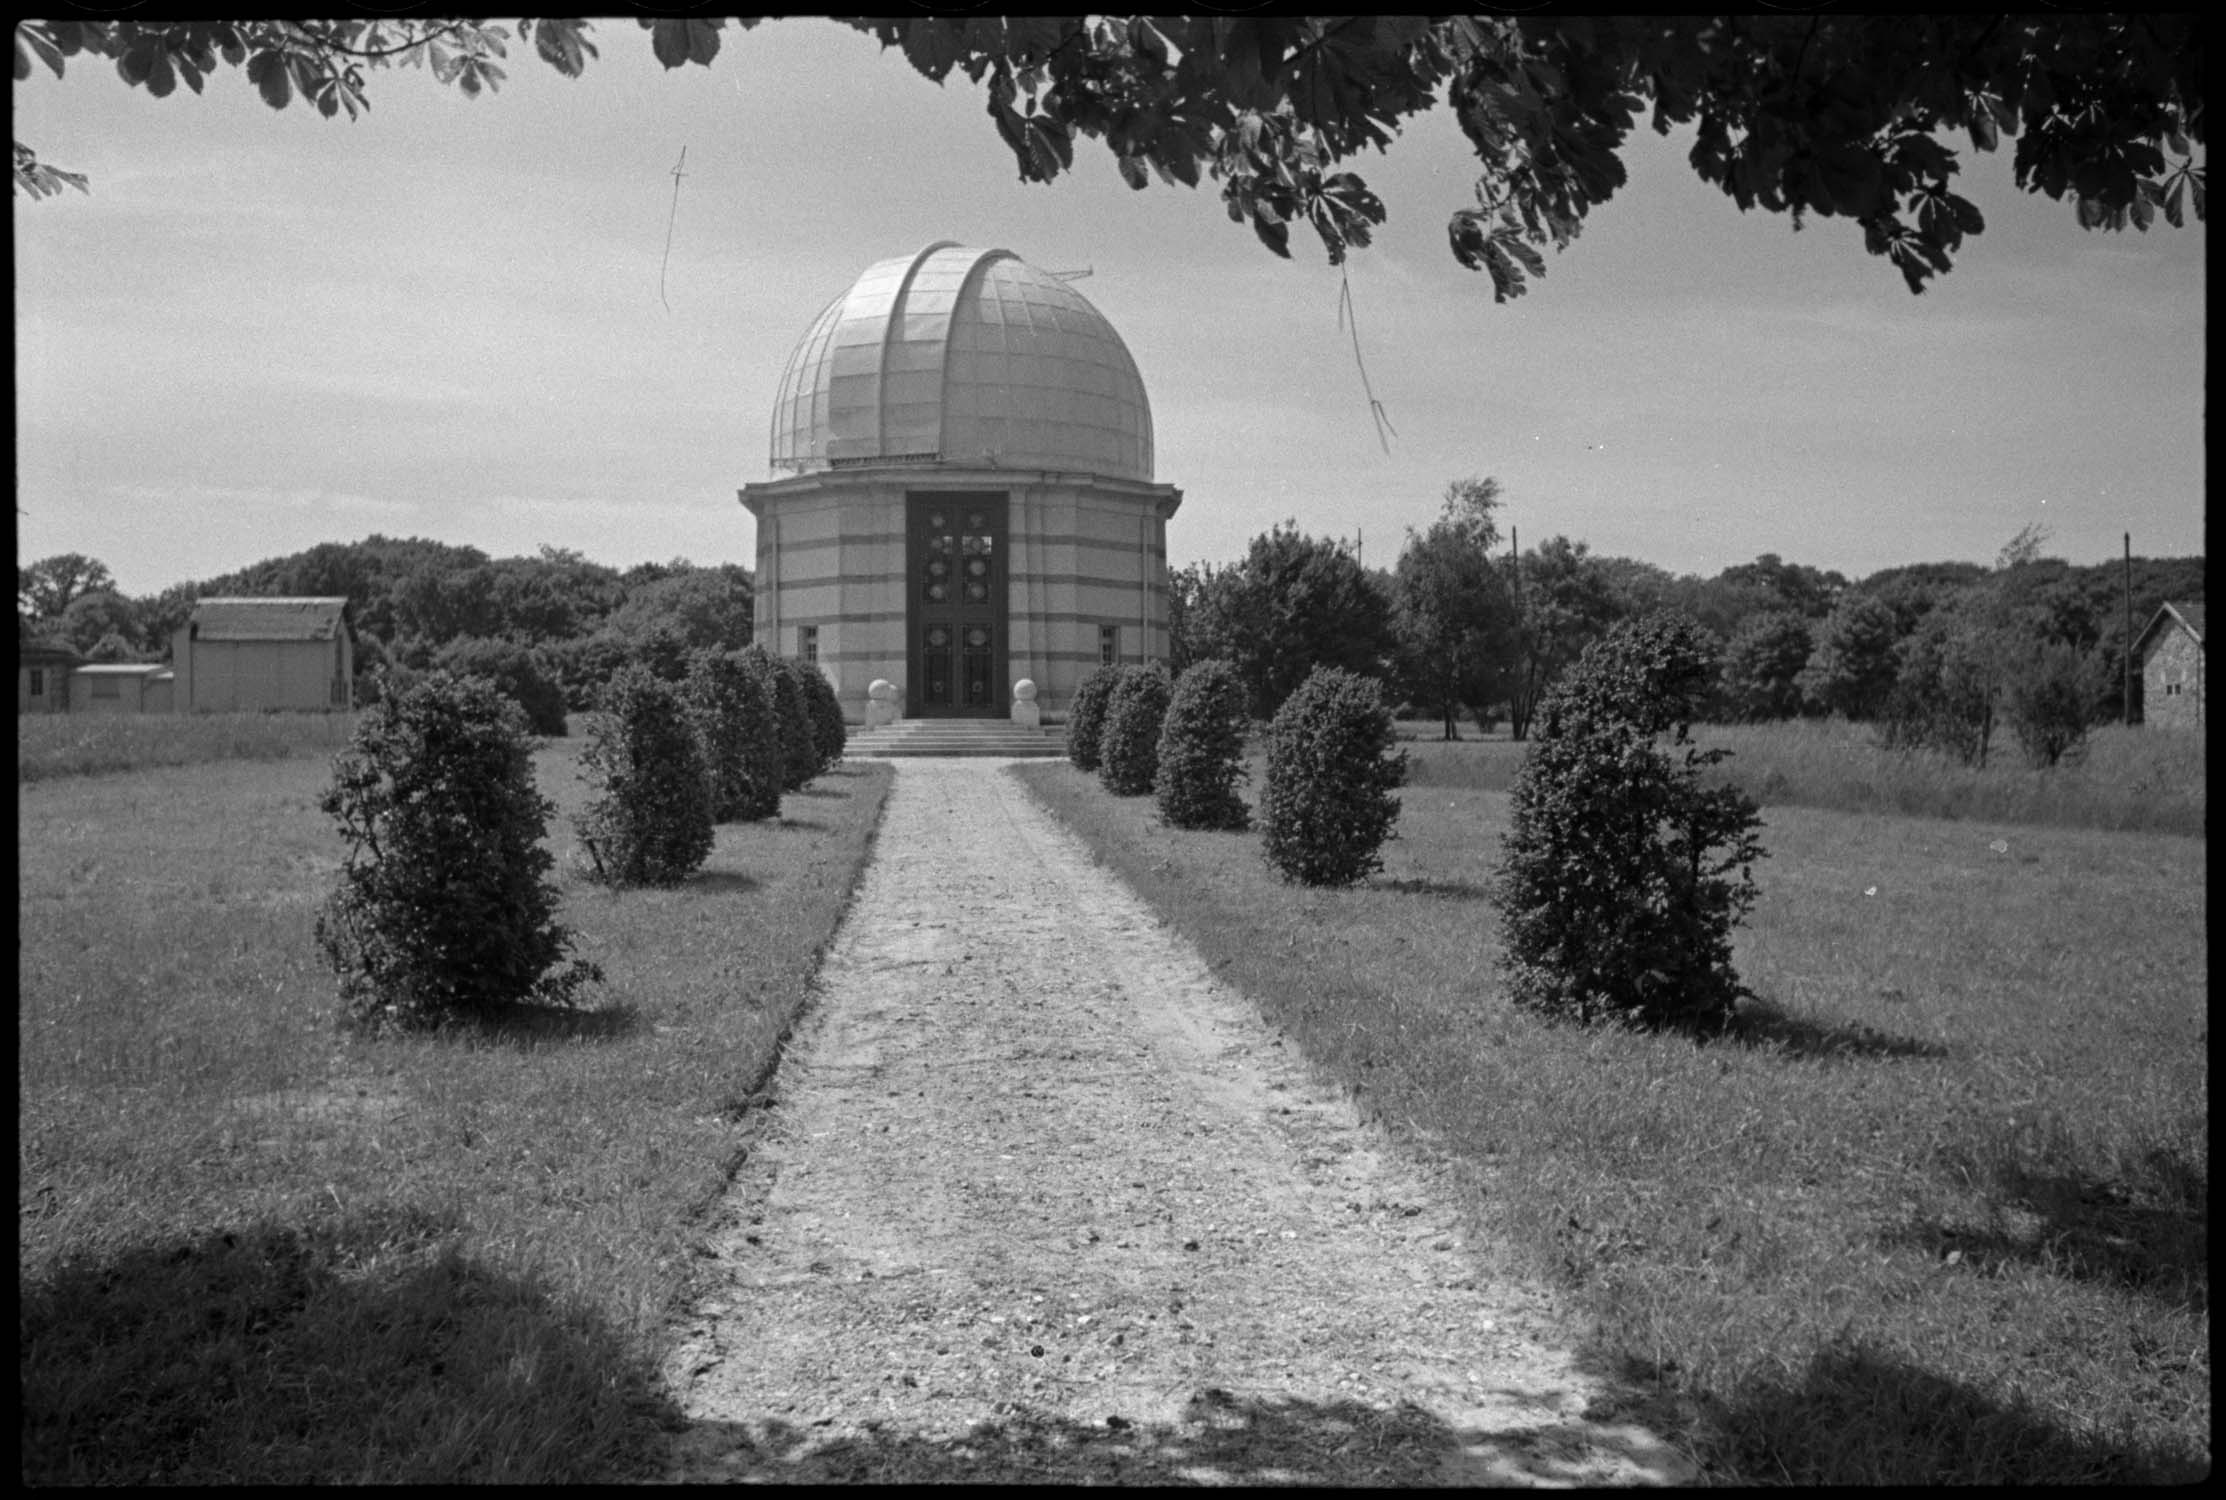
740, 242, 1182, 722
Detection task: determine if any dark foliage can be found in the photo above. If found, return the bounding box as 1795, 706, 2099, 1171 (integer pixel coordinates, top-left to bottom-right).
1066, 663, 1123, 772
315, 671, 599, 1029
682, 647, 772, 824
1155, 659, 1253, 830
1492, 613, 1766, 1032
1100, 662, 1174, 798
1259, 665, 1407, 887
575, 666, 716, 888
796, 662, 847, 775
430, 636, 569, 736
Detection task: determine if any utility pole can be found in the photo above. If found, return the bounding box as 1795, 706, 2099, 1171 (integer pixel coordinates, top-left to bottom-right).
2123, 532, 2134, 726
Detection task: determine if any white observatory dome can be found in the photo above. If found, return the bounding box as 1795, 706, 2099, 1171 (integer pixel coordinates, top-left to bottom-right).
768, 242, 1154, 483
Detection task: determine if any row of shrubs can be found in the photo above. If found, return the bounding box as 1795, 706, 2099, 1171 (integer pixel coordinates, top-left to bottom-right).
1065, 657, 1410, 889
315, 644, 845, 1030
1066, 616, 1773, 1038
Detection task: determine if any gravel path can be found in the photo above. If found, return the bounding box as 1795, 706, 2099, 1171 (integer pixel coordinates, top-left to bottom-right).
658, 760, 1694, 1484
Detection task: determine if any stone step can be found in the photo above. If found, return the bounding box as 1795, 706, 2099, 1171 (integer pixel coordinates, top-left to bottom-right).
844, 720, 1068, 759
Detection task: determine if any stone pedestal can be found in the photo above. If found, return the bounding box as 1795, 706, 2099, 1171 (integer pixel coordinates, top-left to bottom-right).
1010, 678, 1041, 729
866, 679, 900, 729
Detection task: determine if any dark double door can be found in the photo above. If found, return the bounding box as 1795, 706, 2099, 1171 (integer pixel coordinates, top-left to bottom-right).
908, 493, 1008, 717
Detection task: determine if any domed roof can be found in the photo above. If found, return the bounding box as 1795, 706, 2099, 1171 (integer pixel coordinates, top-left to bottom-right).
769, 243, 1154, 483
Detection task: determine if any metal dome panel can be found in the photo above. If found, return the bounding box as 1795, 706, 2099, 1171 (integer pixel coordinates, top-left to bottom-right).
768, 243, 1154, 482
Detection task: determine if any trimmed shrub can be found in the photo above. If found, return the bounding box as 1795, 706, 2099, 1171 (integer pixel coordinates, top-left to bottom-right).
1066, 663, 1122, 771
432, 635, 569, 736
1491, 612, 1767, 1032
1259, 665, 1407, 886
796, 661, 847, 775
315, 671, 600, 1030
1099, 662, 1173, 797
1155, 658, 1252, 830
738, 645, 818, 795
682, 647, 773, 824
576, 665, 716, 887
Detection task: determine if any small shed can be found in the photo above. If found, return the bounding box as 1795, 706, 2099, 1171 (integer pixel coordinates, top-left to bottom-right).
2133, 601, 2204, 729
172, 597, 354, 713
18, 641, 82, 714
69, 662, 171, 714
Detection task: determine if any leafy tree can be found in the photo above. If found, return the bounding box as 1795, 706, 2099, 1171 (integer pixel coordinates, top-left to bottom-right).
18, 18, 2203, 299
1154, 659, 1252, 831
55, 589, 142, 659
1165, 562, 1222, 675
1881, 610, 2006, 767
84, 631, 139, 664
1492, 613, 1765, 1033
1714, 553, 1847, 621
18, 552, 115, 621
601, 565, 755, 659
1099, 661, 1174, 798
1391, 477, 1517, 740
1505, 535, 1620, 740
1796, 592, 1905, 720
1258, 665, 1407, 888
1717, 609, 1814, 721
430, 636, 569, 737
315, 670, 599, 1030
1206, 521, 1396, 720
576, 665, 716, 888
2002, 640, 2107, 768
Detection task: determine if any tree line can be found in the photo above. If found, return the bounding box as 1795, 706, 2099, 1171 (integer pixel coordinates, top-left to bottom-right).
1171, 480, 2204, 765
17, 537, 756, 732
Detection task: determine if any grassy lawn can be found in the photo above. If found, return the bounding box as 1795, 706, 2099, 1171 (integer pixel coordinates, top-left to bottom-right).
1393, 718, 2206, 838
1012, 751, 2207, 1484
18, 709, 368, 783
20, 738, 892, 1483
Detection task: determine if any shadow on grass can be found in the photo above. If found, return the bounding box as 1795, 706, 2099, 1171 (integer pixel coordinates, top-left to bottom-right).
1701, 1334, 2205, 1483
686, 870, 761, 895
789, 785, 846, 799
1723, 995, 1949, 1062
1881, 1158, 2208, 1314
663, 1385, 1693, 1484
471, 998, 647, 1046
21, 1205, 678, 1484
777, 816, 831, 832
1377, 875, 1496, 902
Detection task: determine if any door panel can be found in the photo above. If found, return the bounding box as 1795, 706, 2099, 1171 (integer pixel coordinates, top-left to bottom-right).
909, 494, 1007, 717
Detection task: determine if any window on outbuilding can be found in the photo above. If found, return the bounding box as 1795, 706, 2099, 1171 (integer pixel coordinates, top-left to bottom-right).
29, 668, 45, 697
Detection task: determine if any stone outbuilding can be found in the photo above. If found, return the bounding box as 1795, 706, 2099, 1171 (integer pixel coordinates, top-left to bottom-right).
740, 242, 1182, 722
2134, 600, 2204, 729
171, 597, 355, 713
18, 641, 81, 714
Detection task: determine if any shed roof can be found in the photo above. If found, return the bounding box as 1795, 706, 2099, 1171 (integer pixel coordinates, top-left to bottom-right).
2134, 600, 2205, 658
19, 642, 83, 666
189, 597, 351, 641
72, 662, 169, 677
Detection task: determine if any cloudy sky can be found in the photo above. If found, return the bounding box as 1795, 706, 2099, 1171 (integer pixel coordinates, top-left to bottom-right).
14, 20, 2207, 598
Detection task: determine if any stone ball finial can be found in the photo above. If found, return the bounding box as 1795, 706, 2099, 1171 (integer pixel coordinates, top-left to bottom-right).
869, 679, 896, 702
1013, 679, 1038, 702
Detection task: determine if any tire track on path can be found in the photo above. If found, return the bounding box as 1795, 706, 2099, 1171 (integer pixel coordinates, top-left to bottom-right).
658, 760, 1694, 1484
